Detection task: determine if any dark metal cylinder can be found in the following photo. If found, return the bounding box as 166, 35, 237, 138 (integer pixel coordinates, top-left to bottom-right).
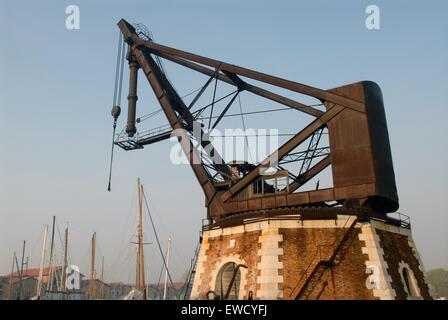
126, 56, 139, 137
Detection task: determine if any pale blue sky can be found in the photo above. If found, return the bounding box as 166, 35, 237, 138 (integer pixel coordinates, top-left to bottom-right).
0, 1, 447, 283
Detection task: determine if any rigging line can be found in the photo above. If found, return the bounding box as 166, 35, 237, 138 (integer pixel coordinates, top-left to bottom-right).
171, 243, 189, 271
197, 106, 293, 120
188, 70, 220, 112
138, 109, 163, 122
141, 188, 178, 298
117, 35, 126, 105
208, 76, 219, 129
28, 226, 45, 262
56, 223, 65, 256
112, 189, 137, 269
196, 101, 324, 121
237, 94, 254, 163
137, 111, 168, 125
207, 133, 302, 137
136, 86, 205, 123
54, 223, 65, 291
140, 196, 188, 273
206, 132, 328, 137
211, 91, 239, 130
108, 34, 125, 192
113, 30, 122, 106
155, 263, 164, 295
208, 78, 218, 130
107, 121, 117, 192
138, 93, 324, 125
192, 90, 239, 119
182, 86, 203, 99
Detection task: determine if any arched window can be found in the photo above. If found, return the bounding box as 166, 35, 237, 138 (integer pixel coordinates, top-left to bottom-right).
398, 262, 421, 299
215, 262, 241, 300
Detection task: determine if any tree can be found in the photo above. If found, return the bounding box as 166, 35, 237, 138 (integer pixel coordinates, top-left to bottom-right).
426, 269, 448, 298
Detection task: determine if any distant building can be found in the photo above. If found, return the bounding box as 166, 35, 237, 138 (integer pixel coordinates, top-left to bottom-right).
41, 290, 85, 300
0, 276, 7, 299
1, 268, 186, 300
81, 279, 111, 300
2, 266, 77, 300
108, 282, 186, 300
109, 282, 133, 299
148, 282, 185, 300
5, 276, 38, 300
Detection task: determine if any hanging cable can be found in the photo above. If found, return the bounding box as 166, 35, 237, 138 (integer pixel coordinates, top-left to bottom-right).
107, 32, 126, 192
117, 35, 126, 106
113, 34, 122, 103
141, 187, 178, 299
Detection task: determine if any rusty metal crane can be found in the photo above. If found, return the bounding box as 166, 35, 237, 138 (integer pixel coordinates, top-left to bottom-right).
111, 19, 399, 228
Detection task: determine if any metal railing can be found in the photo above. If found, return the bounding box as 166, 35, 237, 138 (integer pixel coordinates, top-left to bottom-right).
137, 124, 172, 139
114, 124, 173, 150
387, 211, 411, 229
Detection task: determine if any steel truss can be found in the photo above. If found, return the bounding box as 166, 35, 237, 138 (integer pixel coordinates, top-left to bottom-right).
114, 19, 399, 221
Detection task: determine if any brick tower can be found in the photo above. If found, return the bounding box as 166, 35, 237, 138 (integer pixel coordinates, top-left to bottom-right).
190, 212, 432, 300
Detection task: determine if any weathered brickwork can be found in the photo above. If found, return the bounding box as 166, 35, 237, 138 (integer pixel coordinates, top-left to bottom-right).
280, 227, 376, 300
194, 230, 261, 299
376, 229, 432, 300
191, 217, 430, 300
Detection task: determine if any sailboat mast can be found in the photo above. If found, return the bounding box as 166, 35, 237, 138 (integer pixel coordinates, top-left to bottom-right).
14, 253, 24, 299
8, 252, 16, 300
18, 240, 26, 299
89, 231, 97, 299
47, 216, 56, 291
20, 240, 26, 275
163, 237, 172, 300
36, 224, 48, 298
100, 256, 105, 299
61, 225, 68, 292
135, 178, 141, 291
138, 179, 147, 300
